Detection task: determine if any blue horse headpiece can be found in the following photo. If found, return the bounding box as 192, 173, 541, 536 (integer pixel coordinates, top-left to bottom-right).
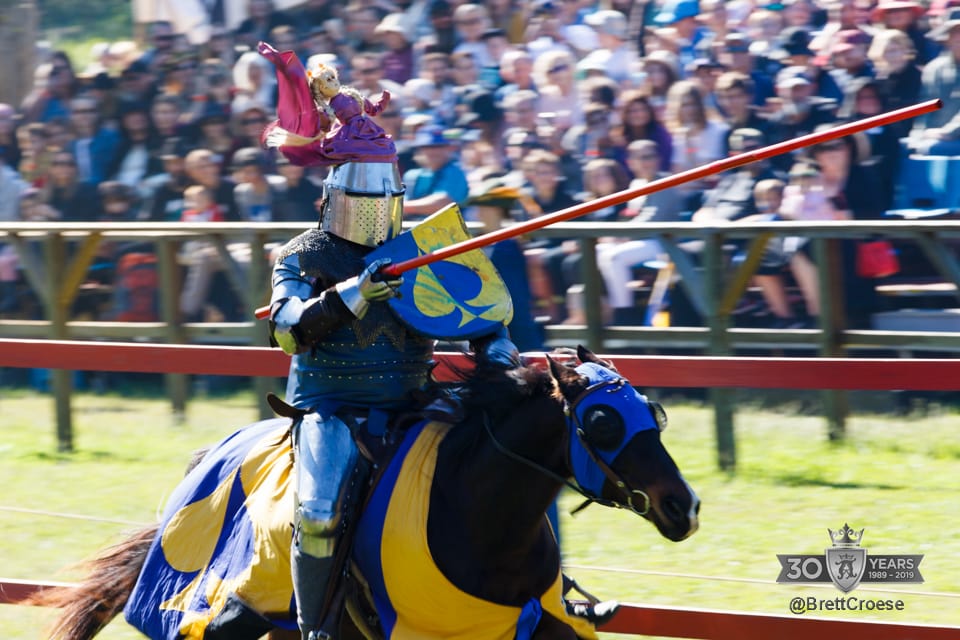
568, 362, 660, 496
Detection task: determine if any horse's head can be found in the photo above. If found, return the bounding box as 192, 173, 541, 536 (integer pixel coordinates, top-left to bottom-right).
548, 346, 700, 542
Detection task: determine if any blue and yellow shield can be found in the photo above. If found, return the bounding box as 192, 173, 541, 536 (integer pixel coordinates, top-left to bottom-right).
366, 204, 513, 341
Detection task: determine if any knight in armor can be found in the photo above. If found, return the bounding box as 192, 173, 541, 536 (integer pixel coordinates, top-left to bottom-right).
260, 43, 518, 640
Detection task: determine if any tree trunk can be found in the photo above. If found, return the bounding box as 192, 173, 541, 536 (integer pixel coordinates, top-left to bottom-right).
0, 0, 37, 108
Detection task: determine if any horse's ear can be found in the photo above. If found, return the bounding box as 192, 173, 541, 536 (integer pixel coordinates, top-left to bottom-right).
577, 345, 618, 373
546, 354, 584, 393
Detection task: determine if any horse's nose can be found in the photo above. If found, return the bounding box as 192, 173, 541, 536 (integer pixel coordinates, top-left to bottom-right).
663, 496, 687, 525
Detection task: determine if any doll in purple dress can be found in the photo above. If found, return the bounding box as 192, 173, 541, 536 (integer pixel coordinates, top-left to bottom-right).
258, 41, 396, 166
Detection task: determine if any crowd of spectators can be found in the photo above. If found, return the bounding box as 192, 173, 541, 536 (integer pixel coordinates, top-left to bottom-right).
2, 0, 959, 333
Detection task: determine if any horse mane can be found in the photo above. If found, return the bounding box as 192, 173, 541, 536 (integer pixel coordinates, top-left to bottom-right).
432, 359, 559, 461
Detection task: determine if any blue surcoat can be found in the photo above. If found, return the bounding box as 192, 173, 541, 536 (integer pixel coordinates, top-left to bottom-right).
272, 229, 433, 412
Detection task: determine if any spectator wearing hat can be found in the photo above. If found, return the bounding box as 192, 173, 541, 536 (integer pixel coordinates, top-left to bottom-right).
763, 66, 837, 170
827, 29, 875, 92
809, 0, 869, 62
654, 0, 708, 77
872, 0, 938, 64
907, 8, 960, 155
376, 13, 416, 85
465, 177, 545, 351
402, 125, 469, 217
868, 29, 922, 133
720, 33, 776, 107
575, 9, 639, 84
769, 27, 844, 103
231, 147, 285, 222
143, 137, 192, 222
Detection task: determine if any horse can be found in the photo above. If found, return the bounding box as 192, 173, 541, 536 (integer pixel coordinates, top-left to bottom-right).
37, 346, 700, 640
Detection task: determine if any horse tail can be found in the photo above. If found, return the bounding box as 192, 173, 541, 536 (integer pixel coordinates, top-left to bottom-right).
28, 524, 159, 640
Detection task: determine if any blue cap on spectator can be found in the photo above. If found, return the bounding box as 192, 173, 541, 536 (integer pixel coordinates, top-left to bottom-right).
654, 0, 699, 24
411, 125, 453, 148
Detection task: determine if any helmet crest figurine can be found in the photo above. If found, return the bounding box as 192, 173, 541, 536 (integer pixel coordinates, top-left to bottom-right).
259, 41, 403, 247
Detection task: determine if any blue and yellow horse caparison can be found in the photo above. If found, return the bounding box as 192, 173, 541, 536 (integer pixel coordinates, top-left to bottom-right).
47, 347, 700, 640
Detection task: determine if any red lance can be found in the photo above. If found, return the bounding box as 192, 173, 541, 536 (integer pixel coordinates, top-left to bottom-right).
255, 99, 941, 320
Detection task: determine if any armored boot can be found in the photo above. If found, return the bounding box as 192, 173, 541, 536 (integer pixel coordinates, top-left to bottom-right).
292, 413, 363, 640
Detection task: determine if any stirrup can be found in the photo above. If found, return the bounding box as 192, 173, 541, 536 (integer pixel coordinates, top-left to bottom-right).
565, 599, 621, 626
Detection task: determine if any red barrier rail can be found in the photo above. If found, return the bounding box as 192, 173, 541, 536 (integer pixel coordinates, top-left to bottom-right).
1, 339, 959, 390
3, 582, 956, 640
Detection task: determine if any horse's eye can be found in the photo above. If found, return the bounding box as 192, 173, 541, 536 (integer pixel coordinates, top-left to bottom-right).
649, 400, 668, 432
582, 405, 626, 451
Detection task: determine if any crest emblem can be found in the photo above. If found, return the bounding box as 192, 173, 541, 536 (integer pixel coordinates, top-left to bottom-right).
825, 523, 866, 592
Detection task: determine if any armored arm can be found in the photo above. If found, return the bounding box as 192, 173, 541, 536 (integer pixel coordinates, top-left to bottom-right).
271, 254, 402, 355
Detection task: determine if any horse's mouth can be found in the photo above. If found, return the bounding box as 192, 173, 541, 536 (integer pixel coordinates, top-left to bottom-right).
655, 488, 700, 541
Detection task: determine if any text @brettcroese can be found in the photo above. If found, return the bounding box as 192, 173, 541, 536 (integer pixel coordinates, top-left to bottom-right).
789, 596, 906, 615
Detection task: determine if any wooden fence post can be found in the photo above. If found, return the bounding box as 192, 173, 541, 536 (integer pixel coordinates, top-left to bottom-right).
44, 233, 73, 452
704, 231, 736, 471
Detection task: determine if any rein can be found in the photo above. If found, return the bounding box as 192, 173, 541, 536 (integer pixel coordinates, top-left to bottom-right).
480, 413, 621, 513
479, 376, 653, 517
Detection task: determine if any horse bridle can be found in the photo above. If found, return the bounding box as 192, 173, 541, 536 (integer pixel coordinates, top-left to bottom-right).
566, 378, 653, 517
480, 377, 654, 517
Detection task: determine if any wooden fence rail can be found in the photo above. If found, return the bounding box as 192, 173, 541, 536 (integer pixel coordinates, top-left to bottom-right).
3, 220, 960, 466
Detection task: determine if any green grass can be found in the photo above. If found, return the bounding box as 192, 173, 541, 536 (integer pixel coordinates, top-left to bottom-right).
1, 388, 958, 638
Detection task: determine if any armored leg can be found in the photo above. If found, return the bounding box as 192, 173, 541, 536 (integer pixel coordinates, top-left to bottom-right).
292, 413, 361, 640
